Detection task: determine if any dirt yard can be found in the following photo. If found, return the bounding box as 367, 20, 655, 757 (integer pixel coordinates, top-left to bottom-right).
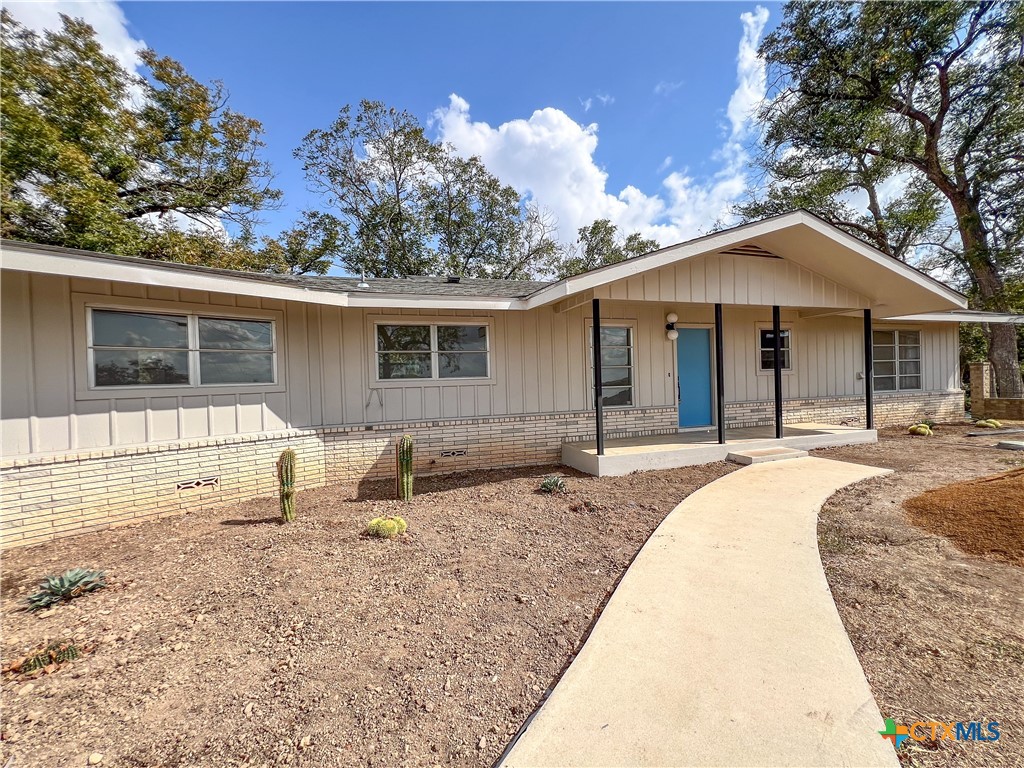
0, 462, 734, 768
814, 423, 1024, 768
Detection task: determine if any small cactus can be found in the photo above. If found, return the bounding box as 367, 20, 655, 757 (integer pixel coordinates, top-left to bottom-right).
277, 449, 297, 522
396, 435, 413, 502
366, 515, 407, 538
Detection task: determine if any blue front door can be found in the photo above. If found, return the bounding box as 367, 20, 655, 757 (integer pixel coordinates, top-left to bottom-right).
677, 328, 713, 427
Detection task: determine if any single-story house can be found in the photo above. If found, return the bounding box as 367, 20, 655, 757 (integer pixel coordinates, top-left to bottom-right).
0, 210, 1000, 547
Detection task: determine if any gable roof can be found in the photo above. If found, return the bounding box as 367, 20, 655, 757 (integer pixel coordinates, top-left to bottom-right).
0, 211, 970, 315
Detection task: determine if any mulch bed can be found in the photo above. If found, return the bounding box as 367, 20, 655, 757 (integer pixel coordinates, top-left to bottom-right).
904, 468, 1024, 566
1, 462, 734, 768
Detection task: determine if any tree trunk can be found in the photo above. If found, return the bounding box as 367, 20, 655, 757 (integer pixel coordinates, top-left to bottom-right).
948, 198, 1024, 397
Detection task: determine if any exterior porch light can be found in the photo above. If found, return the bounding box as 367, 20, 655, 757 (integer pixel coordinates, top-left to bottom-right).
665, 312, 679, 340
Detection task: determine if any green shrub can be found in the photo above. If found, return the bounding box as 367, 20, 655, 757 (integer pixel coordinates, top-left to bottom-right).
19, 640, 81, 673
26, 568, 106, 611
539, 475, 568, 494
366, 515, 407, 538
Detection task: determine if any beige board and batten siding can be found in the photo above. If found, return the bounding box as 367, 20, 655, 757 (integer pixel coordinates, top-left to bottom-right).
1, 271, 960, 458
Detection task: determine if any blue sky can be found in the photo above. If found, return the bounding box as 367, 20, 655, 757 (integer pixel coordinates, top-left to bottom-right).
9, 1, 776, 248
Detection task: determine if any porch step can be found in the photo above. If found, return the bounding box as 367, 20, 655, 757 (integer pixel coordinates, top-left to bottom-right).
726, 447, 809, 465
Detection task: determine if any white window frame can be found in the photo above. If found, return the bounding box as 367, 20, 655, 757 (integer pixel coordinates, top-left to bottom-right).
372, 319, 493, 384
73, 295, 284, 400
586, 320, 637, 409
872, 328, 923, 393
755, 324, 794, 375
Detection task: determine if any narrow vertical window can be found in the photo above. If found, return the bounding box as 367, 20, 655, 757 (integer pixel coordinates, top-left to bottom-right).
590, 326, 634, 406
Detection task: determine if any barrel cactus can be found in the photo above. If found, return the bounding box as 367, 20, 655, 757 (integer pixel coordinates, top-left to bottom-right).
277, 448, 297, 522
397, 435, 413, 502
366, 515, 407, 538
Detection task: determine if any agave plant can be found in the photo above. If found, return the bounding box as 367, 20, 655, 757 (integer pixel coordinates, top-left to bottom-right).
25, 568, 107, 611
539, 475, 569, 494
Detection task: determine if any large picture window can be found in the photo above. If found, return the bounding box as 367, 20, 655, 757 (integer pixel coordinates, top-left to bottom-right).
873, 330, 921, 392
758, 328, 792, 371
89, 308, 276, 388
376, 323, 489, 381
589, 326, 634, 407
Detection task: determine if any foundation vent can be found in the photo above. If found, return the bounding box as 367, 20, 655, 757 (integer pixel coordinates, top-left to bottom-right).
439, 449, 468, 458
718, 243, 781, 259
176, 476, 221, 491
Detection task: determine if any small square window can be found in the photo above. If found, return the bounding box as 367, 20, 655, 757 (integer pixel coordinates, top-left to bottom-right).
759, 328, 792, 371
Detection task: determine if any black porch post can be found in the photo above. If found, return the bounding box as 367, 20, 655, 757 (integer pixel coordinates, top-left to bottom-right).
714, 303, 726, 444
864, 309, 874, 429
773, 305, 783, 439
592, 298, 605, 456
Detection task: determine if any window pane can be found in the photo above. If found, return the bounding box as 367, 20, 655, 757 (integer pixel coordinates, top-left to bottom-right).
601, 347, 631, 366
898, 331, 920, 345
600, 327, 630, 347
438, 352, 488, 378
199, 352, 274, 384
899, 360, 921, 375
92, 310, 187, 349
760, 329, 791, 350
874, 376, 897, 392
873, 330, 895, 345
875, 361, 896, 376
899, 375, 921, 390
199, 318, 273, 350
94, 349, 189, 386
873, 345, 896, 361
603, 387, 633, 407
437, 325, 487, 351
601, 366, 632, 388
899, 345, 921, 360
760, 350, 775, 370
378, 352, 431, 379
377, 325, 430, 352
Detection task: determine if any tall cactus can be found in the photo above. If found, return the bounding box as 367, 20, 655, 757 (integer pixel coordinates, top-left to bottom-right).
277, 448, 297, 522
396, 435, 413, 502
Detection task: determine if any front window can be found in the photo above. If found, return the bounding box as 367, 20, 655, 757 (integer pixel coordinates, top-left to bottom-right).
590, 326, 634, 407
873, 330, 921, 392
759, 328, 792, 371
89, 309, 276, 388
376, 323, 489, 380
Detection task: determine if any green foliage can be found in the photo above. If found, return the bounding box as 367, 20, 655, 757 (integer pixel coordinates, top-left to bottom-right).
550, 219, 660, 279
277, 449, 297, 523
744, 0, 1024, 396
908, 424, 933, 436
539, 475, 569, 494
295, 100, 561, 278
19, 640, 81, 673
366, 515, 407, 538
25, 568, 106, 611
397, 435, 413, 502
0, 12, 282, 261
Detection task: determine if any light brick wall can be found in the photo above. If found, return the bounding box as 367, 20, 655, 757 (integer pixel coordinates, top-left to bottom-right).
968, 362, 1024, 420
726, 390, 965, 428
1, 407, 677, 550
1, 391, 965, 550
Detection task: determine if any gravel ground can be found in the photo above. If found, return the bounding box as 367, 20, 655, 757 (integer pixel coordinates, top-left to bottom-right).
813, 423, 1024, 768
1, 462, 735, 768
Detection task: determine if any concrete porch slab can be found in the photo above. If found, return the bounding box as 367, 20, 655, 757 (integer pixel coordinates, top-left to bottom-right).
562, 423, 877, 476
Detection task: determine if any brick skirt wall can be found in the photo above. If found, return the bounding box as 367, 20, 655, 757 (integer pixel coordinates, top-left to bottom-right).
1, 407, 677, 549
0, 391, 964, 549
727, 390, 964, 429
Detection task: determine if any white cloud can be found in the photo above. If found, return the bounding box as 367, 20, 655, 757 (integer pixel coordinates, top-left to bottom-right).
658, 156, 673, 173
654, 79, 684, 97
434, 5, 771, 247
579, 92, 614, 113
4, 0, 144, 74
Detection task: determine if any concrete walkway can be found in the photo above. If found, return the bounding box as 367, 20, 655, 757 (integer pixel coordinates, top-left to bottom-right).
501, 457, 898, 768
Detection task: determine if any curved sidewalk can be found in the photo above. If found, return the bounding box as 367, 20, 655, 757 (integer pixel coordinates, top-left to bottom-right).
502, 457, 898, 768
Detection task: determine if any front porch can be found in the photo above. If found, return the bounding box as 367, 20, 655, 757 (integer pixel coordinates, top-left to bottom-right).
561, 422, 877, 476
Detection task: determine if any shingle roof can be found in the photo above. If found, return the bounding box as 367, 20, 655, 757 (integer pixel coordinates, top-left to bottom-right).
0, 240, 552, 298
